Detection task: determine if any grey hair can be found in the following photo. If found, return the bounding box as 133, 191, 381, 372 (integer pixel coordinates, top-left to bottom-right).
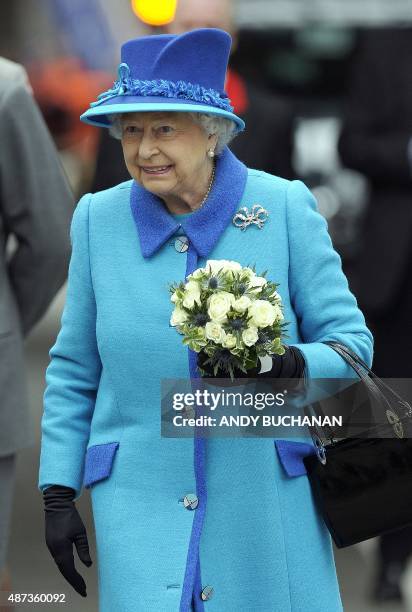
108, 111, 237, 155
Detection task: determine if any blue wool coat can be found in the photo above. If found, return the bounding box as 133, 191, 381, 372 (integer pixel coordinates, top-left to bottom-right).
39, 148, 373, 612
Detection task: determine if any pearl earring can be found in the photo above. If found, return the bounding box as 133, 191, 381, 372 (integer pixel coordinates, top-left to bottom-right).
207, 149, 215, 158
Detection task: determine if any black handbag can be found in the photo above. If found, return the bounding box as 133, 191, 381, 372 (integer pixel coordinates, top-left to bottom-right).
303, 340, 412, 548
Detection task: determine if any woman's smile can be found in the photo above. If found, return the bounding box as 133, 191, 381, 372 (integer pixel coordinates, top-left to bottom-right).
140, 164, 173, 176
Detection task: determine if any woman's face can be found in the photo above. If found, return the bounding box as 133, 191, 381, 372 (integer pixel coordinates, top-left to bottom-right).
120, 111, 217, 200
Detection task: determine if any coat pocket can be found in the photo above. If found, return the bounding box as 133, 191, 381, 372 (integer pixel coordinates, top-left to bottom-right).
83, 442, 120, 488
274, 440, 316, 477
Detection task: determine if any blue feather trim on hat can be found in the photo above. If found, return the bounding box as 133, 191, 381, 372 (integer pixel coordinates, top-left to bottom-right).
90, 62, 233, 112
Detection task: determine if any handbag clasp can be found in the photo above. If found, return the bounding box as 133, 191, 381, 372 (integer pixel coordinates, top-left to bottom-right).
313, 434, 327, 465
386, 409, 404, 439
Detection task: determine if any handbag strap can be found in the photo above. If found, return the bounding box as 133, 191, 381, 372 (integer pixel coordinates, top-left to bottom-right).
324, 341, 412, 415
305, 341, 380, 456
324, 341, 372, 373
323, 341, 385, 406
307, 340, 412, 462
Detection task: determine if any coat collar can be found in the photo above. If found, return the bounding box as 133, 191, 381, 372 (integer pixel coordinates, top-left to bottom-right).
130, 147, 248, 258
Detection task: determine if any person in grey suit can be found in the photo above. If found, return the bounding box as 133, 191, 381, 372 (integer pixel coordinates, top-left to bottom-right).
0, 57, 73, 596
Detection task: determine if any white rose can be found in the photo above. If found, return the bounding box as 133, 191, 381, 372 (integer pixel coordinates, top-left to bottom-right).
182, 281, 201, 309
248, 300, 277, 328
171, 291, 179, 304
190, 267, 205, 280
207, 291, 234, 322
222, 333, 237, 349
222, 260, 242, 272
205, 260, 226, 274
242, 327, 259, 347
170, 307, 188, 327
233, 295, 252, 313
205, 321, 226, 344
242, 267, 255, 280
249, 276, 268, 291
206, 259, 241, 274
273, 304, 284, 321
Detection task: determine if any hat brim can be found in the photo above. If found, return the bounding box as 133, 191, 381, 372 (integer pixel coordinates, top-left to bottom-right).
80, 96, 245, 132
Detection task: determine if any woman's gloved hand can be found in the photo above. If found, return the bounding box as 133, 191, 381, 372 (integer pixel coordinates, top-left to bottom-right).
43, 485, 92, 597
198, 346, 306, 379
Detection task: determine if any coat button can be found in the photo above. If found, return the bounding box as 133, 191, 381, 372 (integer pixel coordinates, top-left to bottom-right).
183, 493, 199, 510
201, 585, 214, 601
174, 235, 189, 252
182, 405, 195, 419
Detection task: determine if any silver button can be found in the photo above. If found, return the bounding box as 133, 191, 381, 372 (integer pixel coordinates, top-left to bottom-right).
201, 585, 214, 601
183, 493, 199, 510
182, 405, 195, 419
174, 235, 189, 253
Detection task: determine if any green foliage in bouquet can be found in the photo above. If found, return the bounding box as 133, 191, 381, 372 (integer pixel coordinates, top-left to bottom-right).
169, 260, 288, 379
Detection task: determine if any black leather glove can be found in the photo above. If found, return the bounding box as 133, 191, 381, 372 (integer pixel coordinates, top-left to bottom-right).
43, 485, 92, 597
198, 346, 306, 379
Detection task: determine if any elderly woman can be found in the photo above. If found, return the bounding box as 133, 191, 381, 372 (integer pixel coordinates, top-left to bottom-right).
39, 29, 372, 612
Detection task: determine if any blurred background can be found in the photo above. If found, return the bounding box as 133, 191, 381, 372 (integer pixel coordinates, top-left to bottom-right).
2, 0, 412, 610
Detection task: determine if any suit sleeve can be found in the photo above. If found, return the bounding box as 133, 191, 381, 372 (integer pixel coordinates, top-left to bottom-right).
338, 33, 412, 185
286, 180, 373, 377
38, 194, 101, 499
0, 81, 73, 335
91, 128, 130, 192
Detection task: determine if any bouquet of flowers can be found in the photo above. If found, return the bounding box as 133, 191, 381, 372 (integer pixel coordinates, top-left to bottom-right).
169, 260, 288, 379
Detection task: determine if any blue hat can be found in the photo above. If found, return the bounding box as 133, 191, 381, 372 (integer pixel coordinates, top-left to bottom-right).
80, 28, 245, 132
